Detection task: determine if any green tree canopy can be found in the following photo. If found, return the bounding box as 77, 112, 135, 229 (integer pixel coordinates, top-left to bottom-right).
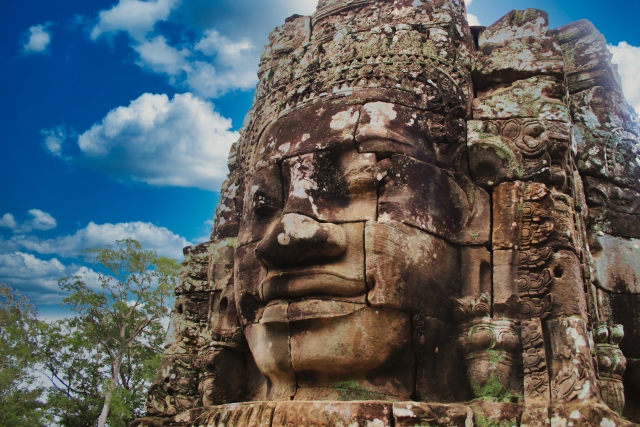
0, 283, 48, 426
41, 238, 179, 427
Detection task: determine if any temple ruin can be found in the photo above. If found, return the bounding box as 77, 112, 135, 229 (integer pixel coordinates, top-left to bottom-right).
132, 1, 640, 426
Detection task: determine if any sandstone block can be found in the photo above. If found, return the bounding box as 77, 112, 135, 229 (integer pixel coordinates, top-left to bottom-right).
365, 220, 461, 319
475, 9, 564, 86
473, 76, 570, 122
237, 164, 284, 247
378, 155, 490, 245
282, 151, 377, 223
253, 99, 360, 168
592, 234, 640, 294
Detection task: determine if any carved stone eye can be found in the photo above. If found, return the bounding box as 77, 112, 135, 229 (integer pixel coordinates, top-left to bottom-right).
251, 191, 279, 216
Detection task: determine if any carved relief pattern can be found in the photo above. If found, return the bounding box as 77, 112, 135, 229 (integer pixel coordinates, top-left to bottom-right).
594, 323, 627, 414
518, 183, 555, 320
520, 319, 551, 404
453, 296, 522, 400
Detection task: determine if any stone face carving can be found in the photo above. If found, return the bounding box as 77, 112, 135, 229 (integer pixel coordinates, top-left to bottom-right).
132, 2, 640, 426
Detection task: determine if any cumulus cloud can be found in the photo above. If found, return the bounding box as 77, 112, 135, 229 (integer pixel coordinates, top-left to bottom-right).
0, 214, 17, 229
73, 92, 237, 190
0, 252, 113, 305
134, 36, 191, 75
0, 252, 68, 294
21, 22, 53, 54
0, 210, 57, 234
90, 0, 179, 42
2, 221, 189, 259
87, 0, 317, 97
131, 30, 258, 98
609, 42, 640, 113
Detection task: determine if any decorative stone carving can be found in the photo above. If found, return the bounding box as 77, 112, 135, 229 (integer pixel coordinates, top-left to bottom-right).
453, 296, 522, 401
594, 323, 627, 415
132, 1, 640, 426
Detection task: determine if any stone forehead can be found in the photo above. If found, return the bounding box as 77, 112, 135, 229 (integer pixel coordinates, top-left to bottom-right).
238, 0, 474, 173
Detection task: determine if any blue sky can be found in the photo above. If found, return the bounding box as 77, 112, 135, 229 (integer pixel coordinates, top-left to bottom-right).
1, 0, 639, 318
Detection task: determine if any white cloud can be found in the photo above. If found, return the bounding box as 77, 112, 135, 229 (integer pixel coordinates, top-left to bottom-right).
0, 210, 57, 234
467, 13, 480, 26
194, 29, 253, 59
0, 252, 68, 294
88, 0, 316, 98
131, 31, 258, 98
19, 210, 57, 233
2, 221, 189, 259
0, 214, 17, 229
41, 125, 72, 157
609, 42, 640, 113
134, 36, 190, 75
90, 0, 179, 42
74, 92, 237, 190
22, 22, 52, 54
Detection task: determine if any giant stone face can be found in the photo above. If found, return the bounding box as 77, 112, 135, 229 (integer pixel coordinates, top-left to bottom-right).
135, 1, 640, 426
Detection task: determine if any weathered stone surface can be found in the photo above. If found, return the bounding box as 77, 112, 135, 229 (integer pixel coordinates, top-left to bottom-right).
366, 220, 461, 319
208, 238, 236, 293
467, 118, 571, 187
198, 347, 247, 407
281, 151, 377, 222
393, 401, 522, 427
594, 322, 627, 415
493, 181, 578, 253
290, 305, 414, 400
552, 20, 623, 94
273, 401, 393, 427
460, 246, 492, 299
211, 172, 242, 241
244, 321, 296, 401
237, 164, 283, 247
475, 9, 564, 86
521, 318, 551, 405
176, 242, 212, 296
591, 234, 640, 294
473, 76, 570, 122
164, 293, 209, 355
356, 101, 443, 165
547, 317, 600, 403
203, 402, 276, 427
145, 355, 200, 418
414, 315, 471, 403
378, 155, 490, 244
584, 176, 640, 216
547, 250, 588, 319
590, 207, 640, 239
253, 99, 360, 168
234, 242, 266, 325
571, 87, 640, 192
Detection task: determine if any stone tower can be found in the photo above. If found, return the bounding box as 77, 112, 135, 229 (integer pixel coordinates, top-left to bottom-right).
132, 1, 640, 426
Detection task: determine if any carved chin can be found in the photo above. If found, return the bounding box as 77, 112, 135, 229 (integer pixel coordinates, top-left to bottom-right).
245, 304, 415, 400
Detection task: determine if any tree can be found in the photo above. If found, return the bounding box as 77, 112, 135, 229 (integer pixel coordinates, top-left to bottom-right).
0, 283, 49, 426
43, 239, 179, 427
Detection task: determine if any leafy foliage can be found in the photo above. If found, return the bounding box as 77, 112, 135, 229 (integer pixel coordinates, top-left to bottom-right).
0, 284, 49, 426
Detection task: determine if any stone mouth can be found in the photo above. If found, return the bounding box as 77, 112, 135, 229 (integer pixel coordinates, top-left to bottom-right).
260, 268, 366, 303
259, 298, 367, 323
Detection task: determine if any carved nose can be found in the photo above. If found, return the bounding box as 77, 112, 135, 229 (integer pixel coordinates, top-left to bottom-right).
255, 213, 347, 267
